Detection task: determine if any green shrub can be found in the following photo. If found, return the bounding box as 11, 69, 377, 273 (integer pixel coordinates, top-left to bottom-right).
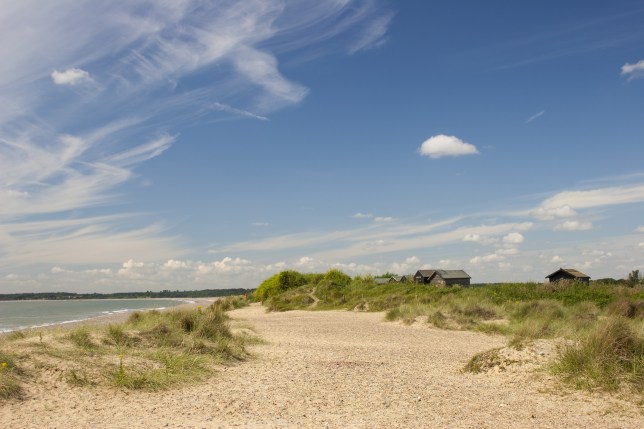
253, 270, 308, 301
321, 269, 352, 287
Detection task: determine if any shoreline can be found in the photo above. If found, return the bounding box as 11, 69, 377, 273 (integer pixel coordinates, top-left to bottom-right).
0, 297, 218, 336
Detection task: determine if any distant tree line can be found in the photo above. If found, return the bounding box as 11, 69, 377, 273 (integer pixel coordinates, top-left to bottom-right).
0, 288, 254, 301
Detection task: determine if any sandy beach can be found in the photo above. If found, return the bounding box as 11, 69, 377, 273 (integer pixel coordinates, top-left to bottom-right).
1, 303, 642, 428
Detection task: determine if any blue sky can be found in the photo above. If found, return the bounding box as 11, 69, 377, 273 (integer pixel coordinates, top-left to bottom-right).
2, 0, 644, 292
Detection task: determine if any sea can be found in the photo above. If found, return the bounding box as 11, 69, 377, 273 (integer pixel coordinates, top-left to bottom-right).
0, 299, 189, 333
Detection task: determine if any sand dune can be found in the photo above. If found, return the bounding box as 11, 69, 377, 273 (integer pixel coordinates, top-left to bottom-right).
1, 303, 642, 428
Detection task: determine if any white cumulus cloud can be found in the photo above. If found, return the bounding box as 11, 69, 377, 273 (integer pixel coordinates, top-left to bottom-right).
51, 68, 92, 85
503, 232, 525, 244
419, 135, 479, 159
554, 220, 593, 231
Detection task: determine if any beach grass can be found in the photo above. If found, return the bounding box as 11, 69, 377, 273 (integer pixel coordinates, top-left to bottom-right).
552, 317, 644, 392
0, 350, 23, 399
0, 295, 253, 397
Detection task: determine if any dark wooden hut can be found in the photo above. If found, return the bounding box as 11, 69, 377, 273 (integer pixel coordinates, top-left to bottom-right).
545, 268, 590, 283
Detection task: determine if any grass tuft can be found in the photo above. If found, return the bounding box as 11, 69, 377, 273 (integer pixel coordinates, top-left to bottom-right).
463, 348, 504, 373
0, 351, 23, 400
552, 318, 644, 392
69, 328, 97, 350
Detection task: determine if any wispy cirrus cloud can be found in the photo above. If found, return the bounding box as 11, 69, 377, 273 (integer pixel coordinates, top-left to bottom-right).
525, 110, 545, 123
348, 12, 394, 54
0, 0, 394, 277
534, 184, 644, 215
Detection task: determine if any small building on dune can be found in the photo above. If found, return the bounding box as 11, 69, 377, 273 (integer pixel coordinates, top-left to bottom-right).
546, 268, 591, 284
374, 277, 390, 285
413, 270, 436, 284
390, 275, 409, 283
413, 269, 471, 287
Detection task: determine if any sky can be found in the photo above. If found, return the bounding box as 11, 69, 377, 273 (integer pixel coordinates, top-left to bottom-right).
1, 0, 644, 293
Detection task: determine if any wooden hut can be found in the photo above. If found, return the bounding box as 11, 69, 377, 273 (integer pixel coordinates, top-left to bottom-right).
545, 268, 590, 284
414, 269, 471, 286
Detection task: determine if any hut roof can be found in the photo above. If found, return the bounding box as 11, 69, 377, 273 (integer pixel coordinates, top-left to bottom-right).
435, 269, 471, 279
416, 270, 436, 278
545, 268, 590, 279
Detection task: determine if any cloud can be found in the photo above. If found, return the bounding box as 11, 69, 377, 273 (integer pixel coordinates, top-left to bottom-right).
51, 68, 92, 85
525, 110, 545, 124
497, 248, 519, 255
210, 102, 268, 121
636, 226, 644, 233
0, 0, 393, 276
374, 216, 395, 223
502, 232, 525, 244
0, 216, 182, 268
621, 60, 644, 80
405, 256, 419, 264
215, 215, 532, 262
352, 212, 373, 219
551, 255, 564, 263
553, 220, 593, 231
470, 253, 503, 265
348, 12, 394, 54
463, 233, 481, 242
530, 205, 577, 220
252, 222, 270, 227
462, 233, 497, 245
530, 184, 644, 221
419, 135, 479, 159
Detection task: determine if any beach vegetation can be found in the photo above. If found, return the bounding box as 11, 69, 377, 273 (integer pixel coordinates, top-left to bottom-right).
0, 295, 254, 396
69, 327, 97, 350
258, 269, 644, 393
0, 351, 23, 399
552, 318, 644, 392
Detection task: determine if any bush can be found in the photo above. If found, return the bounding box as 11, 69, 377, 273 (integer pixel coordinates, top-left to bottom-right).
321, 269, 352, 287
253, 270, 308, 301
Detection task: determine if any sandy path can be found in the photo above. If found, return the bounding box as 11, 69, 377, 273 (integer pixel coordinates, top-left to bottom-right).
1, 303, 642, 428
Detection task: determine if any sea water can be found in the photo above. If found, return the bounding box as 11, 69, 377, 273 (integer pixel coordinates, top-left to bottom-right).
0, 299, 188, 332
